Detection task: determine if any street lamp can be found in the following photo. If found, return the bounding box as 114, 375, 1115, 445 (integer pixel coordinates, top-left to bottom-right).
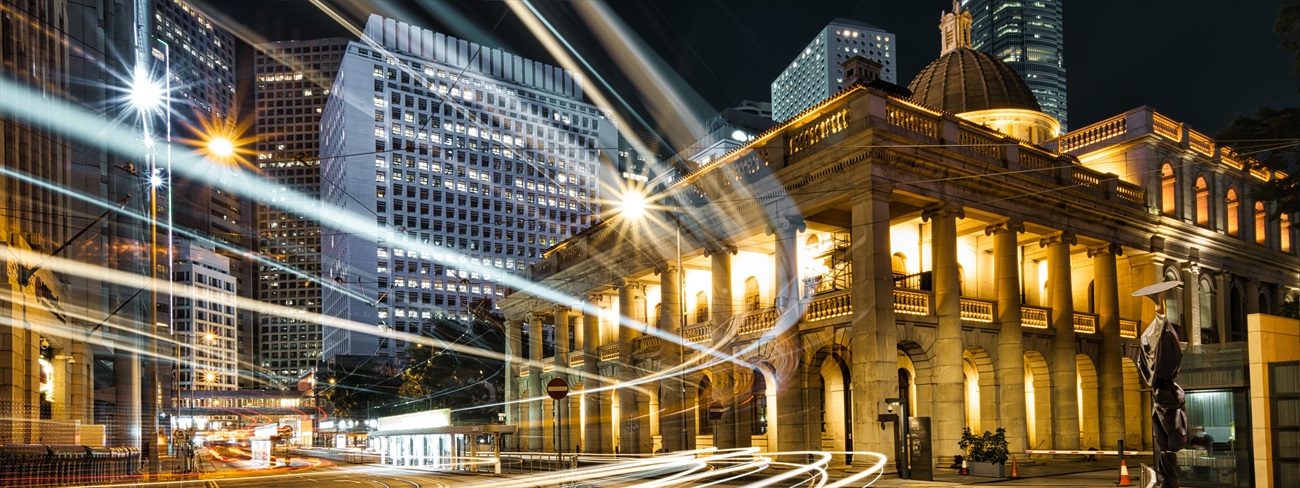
617, 191, 689, 452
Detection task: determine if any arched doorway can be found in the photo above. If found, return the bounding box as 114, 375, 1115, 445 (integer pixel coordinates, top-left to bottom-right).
1121, 357, 1148, 450
697, 375, 714, 440
963, 348, 997, 434
1024, 351, 1052, 449
1076, 354, 1100, 449
816, 351, 852, 464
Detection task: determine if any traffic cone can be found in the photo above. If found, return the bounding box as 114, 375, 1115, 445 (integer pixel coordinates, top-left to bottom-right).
1117, 459, 1133, 486
960, 458, 969, 475
1009, 458, 1020, 479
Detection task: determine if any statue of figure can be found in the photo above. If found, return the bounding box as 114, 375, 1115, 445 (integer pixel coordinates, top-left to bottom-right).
1133, 281, 1187, 488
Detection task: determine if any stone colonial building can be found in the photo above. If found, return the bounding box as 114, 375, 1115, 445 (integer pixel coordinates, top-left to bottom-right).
499, 5, 1299, 482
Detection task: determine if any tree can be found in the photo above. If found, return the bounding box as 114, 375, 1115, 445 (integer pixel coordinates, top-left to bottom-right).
396, 315, 507, 423
1215, 107, 1300, 215
1215, 5, 1300, 215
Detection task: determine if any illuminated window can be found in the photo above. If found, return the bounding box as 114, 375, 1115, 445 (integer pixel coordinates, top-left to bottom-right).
1282, 214, 1293, 253
1225, 188, 1240, 236
744, 277, 761, 312
1194, 176, 1210, 227
695, 291, 709, 324
1161, 163, 1177, 216
1255, 202, 1268, 245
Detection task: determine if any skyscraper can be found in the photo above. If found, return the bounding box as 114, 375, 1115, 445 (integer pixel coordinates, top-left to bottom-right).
966, 0, 1067, 129
172, 240, 239, 392
320, 15, 605, 361
252, 38, 350, 388
770, 19, 896, 122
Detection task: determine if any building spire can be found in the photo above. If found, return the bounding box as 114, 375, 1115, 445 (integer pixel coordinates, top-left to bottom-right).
939, 0, 973, 55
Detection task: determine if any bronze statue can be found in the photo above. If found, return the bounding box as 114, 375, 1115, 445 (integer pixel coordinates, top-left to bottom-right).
1133, 281, 1187, 488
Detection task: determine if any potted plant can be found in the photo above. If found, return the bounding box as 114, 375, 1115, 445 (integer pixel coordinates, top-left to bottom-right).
958, 427, 1010, 477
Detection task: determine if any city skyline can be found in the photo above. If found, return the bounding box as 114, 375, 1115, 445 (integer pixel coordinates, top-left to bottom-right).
206, 0, 1299, 138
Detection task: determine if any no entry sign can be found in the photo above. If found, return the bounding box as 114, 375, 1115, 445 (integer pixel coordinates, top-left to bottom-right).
546, 377, 570, 400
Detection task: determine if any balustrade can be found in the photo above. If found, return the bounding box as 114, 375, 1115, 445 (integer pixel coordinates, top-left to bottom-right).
543, 357, 555, 372
959, 298, 995, 323
1120, 319, 1140, 339
1152, 111, 1180, 141
893, 289, 931, 316
738, 309, 778, 335
598, 344, 619, 361
885, 103, 939, 138
683, 323, 712, 344
1021, 306, 1049, 329
805, 291, 853, 321
633, 335, 663, 354
569, 355, 585, 368
1073, 313, 1098, 334
1058, 114, 1127, 152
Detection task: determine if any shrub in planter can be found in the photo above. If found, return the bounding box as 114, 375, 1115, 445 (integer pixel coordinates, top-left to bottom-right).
959, 427, 1010, 477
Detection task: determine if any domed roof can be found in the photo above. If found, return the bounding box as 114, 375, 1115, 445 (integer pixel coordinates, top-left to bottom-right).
907, 48, 1041, 114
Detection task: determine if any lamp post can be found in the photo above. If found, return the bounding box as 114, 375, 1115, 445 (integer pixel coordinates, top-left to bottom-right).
618, 191, 689, 452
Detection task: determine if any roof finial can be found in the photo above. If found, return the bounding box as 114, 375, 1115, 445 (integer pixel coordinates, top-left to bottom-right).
939, 0, 973, 55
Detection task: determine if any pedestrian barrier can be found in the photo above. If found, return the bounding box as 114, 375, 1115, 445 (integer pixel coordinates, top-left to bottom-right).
0, 444, 141, 487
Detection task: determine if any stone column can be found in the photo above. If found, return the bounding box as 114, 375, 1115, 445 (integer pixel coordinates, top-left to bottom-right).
710, 246, 737, 449
987, 220, 1028, 454
505, 318, 523, 450
925, 204, 965, 463
849, 188, 896, 461
659, 263, 686, 452
618, 281, 641, 453
554, 305, 573, 452
1042, 232, 1080, 449
733, 367, 753, 448
1245, 278, 1260, 315
582, 294, 607, 453
1091, 244, 1126, 450
1182, 263, 1199, 343
528, 312, 546, 452
769, 215, 805, 454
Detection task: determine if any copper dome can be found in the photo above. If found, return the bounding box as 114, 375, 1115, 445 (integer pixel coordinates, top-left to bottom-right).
907, 48, 1041, 114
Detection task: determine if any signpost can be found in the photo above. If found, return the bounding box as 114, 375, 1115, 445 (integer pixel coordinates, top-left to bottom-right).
547, 378, 569, 454
546, 377, 570, 400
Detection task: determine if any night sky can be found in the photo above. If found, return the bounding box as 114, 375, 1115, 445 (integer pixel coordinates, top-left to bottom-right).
206, 0, 1299, 136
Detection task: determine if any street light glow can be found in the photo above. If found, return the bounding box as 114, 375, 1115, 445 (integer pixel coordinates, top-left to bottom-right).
207, 137, 234, 159
619, 191, 648, 220
127, 68, 164, 113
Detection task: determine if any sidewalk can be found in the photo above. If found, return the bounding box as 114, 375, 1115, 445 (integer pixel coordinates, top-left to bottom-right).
840, 459, 1125, 487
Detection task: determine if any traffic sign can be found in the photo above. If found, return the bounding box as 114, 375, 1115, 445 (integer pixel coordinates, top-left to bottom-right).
708, 401, 725, 420
546, 377, 570, 400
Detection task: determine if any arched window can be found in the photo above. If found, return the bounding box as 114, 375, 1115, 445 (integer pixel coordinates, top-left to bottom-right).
1255, 202, 1268, 245
751, 368, 768, 435
744, 277, 761, 312
1199, 277, 1216, 344
1194, 176, 1210, 227
695, 291, 709, 323
1282, 214, 1293, 253
653, 303, 662, 329
891, 252, 908, 278
1225, 188, 1240, 237
1164, 267, 1183, 334
1161, 163, 1177, 216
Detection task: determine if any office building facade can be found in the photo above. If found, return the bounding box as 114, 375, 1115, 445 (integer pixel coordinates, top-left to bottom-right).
252, 38, 349, 388
770, 19, 896, 122
967, 0, 1067, 129
320, 15, 605, 361
172, 240, 239, 392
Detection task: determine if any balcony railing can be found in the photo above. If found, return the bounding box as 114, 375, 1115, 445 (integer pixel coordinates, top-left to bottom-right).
1021, 306, 1049, 329
569, 355, 585, 368
598, 344, 619, 361
683, 323, 713, 344
738, 308, 778, 335
894, 289, 931, 316
1073, 313, 1098, 334
1120, 319, 1140, 339
519, 365, 529, 377
634, 335, 662, 354
543, 357, 555, 372
805, 291, 852, 321
960, 298, 995, 323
